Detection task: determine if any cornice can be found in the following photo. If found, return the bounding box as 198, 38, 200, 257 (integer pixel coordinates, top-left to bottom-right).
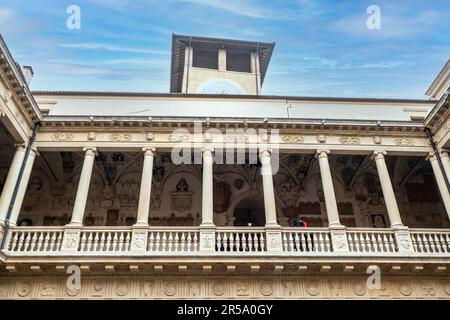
0, 35, 42, 123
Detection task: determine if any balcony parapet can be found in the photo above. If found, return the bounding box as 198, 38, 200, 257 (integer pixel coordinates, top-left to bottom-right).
2, 226, 450, 258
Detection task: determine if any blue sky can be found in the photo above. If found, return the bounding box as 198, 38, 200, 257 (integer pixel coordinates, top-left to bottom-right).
1, 0, 449, 98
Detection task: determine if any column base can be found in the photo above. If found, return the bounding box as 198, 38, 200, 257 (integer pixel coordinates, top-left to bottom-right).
329, 225, 349, 252
265, 225, 282, 252
61, 226, 81, 252
199, 225, 216, 253
130, 225, 149, 252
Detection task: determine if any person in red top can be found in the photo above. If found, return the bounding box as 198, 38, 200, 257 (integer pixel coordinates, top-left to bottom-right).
293, 217, 308, 227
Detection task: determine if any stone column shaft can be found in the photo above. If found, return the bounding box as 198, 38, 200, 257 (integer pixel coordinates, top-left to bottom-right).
317, 150, 341, 227
69, 147, 97, 226
0, 145, 27, 225
8, 147, 38, 226
201, 147, 214, 226
135, 147, 156, 226
259, 149, 278, 227
428, 152, 450, 218
440, 151, 450, 183
373, 151, 403, 228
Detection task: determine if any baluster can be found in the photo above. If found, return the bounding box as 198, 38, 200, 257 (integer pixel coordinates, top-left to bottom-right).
261, 233, 266, 251
224, 233, 230, 252
167, 232, 173, 251
162, 232, 168, 251
10, 232, 19, 251
92, 233, 98, 251
323, 233, 330, 252
347, 233, 354, 252
352, 233, 359, 252
423, 234, 430, 253
427, 234, 435, 253
156, 232, 162, 251
229, 233, 235, 252
79, 232, 86, 251
443, 234, 450, 253
376, 234, 384, 253
410, 233, 417, 253
294, 233, 301, 252
186, 233, 191, 252
253, 232, 259, 251
388, 233, 396, 252
193, 232, 199, 251
25, 232, 34, 251
433, 234, 440, 253
370, 233, 377, 252
313, 233, 320, 252
288, 232, 294, 252
282, 233, 287, 251
116, 233, 123, 251
148, 232, 154, 252
176, 232, 181, 251
113, 232, 119, 251
39, 232, 47, 251
248, 233, 254, 252
58, 232, 64, 250
180, 232, 186, 252
48, 232, 55, 251
417, 234, 424, 253
234, 233, 240, 251
298, 232, 305, 252
18, 232, 26, 251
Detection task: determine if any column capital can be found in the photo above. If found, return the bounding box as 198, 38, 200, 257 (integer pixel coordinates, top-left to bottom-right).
440, 150, 450, 159
142, 147, 156, 156
259, 148, 272, 158
372, 150, 387, 160
29, 146, 39, 157
426, 151, 437, 162
82, 147, 98, 156
14, 143, 27, 151
201, 146, 214, 155
316, 149, 330, 159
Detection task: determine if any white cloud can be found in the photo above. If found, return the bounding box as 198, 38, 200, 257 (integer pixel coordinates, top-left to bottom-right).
59, 43, 170, 55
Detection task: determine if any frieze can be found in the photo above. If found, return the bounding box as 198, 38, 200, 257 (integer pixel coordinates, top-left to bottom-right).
338, 137, 361, 145
394, 137, 415, 146
281, 135, 304, 144
52, 133, 74, 141
109, 133, 133, 141
0, 275, 450, 299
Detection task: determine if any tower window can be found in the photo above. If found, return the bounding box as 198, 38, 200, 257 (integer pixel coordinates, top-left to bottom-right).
226, 49, 251, 73
192, 47, 219, 70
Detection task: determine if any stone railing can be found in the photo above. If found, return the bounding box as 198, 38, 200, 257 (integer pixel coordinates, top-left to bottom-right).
347, 228, 398, 253
216, 227, 266, 253
79, 227, 132, 252
2, 226, 450, 257
410, 229, 450, 254
282, 228, 332, 253
5, 227, 64, 252
147, 227, 200, 252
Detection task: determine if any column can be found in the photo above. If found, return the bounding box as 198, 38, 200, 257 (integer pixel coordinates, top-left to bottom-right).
201, 147, 214, 227
317, 150, 341, 227
373, 151, 403, 228
199, 147, 215, 252
135, 147, 156, 226
428, 152, 450, 218
0, 144, 27, 225
317, 149, 349, 252
259, 148, 282, 252
68, 147, 97, 226
259, 149, 278, 227
439, 151, 450, 183
8, 147, 38, 226
131, 147, 155, 252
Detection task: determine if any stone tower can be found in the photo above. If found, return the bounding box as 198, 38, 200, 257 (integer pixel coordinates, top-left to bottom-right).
170, 34, 275, 95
